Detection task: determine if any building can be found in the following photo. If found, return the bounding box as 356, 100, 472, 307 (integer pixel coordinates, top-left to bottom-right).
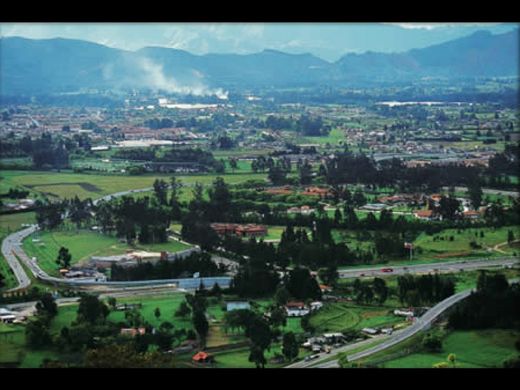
361, 327, 379, 336
120, 328, 146, 337
360, 203, 388, 212
285, 301, 310, 317
463, 210, 481, 220
394, 309, 415, 317
302, 187, 330, 197
226, 301, 251, 312
414, 210, 434, 220
192, 351, 214, 364
287, 205, 315, 215
210, 223, 268, 238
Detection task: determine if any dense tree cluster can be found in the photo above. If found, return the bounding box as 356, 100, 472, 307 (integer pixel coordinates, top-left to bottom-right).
449, 272, 520, 330
397, 274, 455, 307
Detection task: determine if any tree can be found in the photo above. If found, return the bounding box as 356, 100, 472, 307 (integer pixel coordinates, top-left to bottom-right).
107, 297, 117, 310
56, 247, 72, 269
286, 267, 322, 301
175, 301, 191, 318
36, 293, 58, 319
77, 295, 109, 324
468, 181, 483, 210
318, 265, 339, 287
372, 278, 388, 305
438, 196, 461, 220
282, 332, 299, 361
84, 344, 172, 368
508, 230, 515, 244
249, 344, 267, 368
269, 307, 287, 328
422, 334, 442, 352
153, 179, 169, 205
25, 319, 52, 348
447, 353, 457, 368
274, 286, 290, 307
192, 310, 209, 346
154, 307, 161, 321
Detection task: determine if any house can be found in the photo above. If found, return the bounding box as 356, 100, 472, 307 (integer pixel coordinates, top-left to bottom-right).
0, 308, 17, 324
414, 210, 434, 220
0, 314, 16, 324
287, 205, 315, 215
394, 309, 415, 317
361, 327, 379, 336
360, 203, 388, 212
302, 187, 330, 197
120, 328, 146, 337
210, 223, 268, 238
463, 210, 481, 220
235, 224, 268, 238
319, 284, 332, 293
226, 301, 251, 312
192, 351, 214, 364
285, 301, 310, 317
310, 301, 323, 311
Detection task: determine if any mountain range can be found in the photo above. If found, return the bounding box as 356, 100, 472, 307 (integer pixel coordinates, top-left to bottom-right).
0, 29, 518, 95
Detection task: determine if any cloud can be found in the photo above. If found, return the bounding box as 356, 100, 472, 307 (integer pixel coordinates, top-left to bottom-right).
387, 22, 501, 30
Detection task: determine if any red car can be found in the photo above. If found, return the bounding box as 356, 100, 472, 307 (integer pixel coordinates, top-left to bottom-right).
381, 268, 394, 273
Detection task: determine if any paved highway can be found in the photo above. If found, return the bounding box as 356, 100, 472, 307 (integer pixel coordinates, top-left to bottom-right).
290, 277, 519, 368
288, 287, 474, 369
1, 230, 32, 291
338, 257, 519, 279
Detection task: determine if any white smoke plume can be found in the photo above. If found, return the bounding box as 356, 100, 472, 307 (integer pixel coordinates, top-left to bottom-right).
136, 57, 228, 99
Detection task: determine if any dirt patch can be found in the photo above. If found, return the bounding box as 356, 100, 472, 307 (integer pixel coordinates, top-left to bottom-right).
25, 182, 102, 193
360, 310, 388, 319
434, 251, 472, 259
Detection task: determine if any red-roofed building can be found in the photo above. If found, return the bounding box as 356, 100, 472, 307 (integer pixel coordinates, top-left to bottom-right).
120, 328, 146, 337
414, 210, 434, 220
463, 210, 481, 219
210, 223, 267, 238
302, 187, 330, 197
192, 351, 214, 363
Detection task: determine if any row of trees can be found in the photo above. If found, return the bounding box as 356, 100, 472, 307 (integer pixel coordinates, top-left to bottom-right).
109, 252, 226, 281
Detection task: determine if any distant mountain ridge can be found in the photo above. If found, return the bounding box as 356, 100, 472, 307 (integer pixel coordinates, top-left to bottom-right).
1, 29, 518, 95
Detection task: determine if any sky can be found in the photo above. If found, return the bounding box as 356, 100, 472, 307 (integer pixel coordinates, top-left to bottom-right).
0, 22, 517, 62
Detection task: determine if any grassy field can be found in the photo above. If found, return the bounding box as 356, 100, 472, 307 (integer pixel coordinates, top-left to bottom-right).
381, 329, 520, 368
308, 302, 405, 334
413, 226, 520, 259
0, 212, 36, 290
0, 170, 267, 200
22, 229, 192, 277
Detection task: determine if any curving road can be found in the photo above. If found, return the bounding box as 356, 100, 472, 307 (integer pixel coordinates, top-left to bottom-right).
290, 277, 519, 368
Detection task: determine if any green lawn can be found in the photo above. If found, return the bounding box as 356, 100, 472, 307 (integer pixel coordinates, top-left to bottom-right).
309, 302, 405, 334
22, 229, 192, 277
413, 226, 520, 259
0, 170, 267, 200
381, 329, 520, 368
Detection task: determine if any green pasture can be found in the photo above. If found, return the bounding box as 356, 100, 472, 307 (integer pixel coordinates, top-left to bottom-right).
22, 229, 192, 276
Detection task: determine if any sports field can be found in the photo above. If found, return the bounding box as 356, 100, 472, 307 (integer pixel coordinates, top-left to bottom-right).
22, 229, 192, 276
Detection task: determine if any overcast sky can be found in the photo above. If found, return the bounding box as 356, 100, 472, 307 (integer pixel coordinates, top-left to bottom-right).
1, 22, 517, 62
